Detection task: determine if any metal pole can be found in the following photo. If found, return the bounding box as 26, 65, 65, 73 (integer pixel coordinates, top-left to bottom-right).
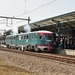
28, 16, 30, 24
0, 16, 29, 20
11, 18, 13, 25
52, 19, 61, 44
6, 18, 8, 26
56, 23, 61, 41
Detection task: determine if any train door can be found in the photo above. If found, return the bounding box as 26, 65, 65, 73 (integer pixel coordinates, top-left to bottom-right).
15, 35, 18, 46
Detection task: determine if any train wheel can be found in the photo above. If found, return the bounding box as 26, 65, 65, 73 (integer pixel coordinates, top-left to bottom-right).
18, 47, 21, 50
28, 46, 31, 51
22, 47, 26, 52
9, 46, 11, 49
22, 49, 24, 52
31, 46, 34, 51
14, 47, 17, 50
34, 47, 39, 52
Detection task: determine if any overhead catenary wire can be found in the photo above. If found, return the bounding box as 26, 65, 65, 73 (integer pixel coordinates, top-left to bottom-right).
17, 0, 58, 17
0, 0, 63, 24
0, 0, 27, 24
0, 0, 25, 14
0, 0, 61, 18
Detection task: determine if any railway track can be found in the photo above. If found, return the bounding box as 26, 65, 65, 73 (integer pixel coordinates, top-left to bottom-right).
0, 47, 75, 64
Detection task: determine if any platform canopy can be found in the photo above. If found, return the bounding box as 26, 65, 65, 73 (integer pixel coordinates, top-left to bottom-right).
30, 11, 75, 36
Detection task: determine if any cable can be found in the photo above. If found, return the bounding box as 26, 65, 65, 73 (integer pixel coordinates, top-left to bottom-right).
17, 0, 58, 17
0, 0, 25, 14
0, 0, 63, 25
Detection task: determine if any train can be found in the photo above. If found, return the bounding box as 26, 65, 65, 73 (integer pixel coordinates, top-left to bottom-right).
5, 30, 55, 52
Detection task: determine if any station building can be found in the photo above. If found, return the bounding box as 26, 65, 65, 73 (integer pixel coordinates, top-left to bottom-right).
18, 11, 75, 49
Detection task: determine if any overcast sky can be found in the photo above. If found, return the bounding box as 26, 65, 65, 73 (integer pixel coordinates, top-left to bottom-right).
0, 0, 75, 32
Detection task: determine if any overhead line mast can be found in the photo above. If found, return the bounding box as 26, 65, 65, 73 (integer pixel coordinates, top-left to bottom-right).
25, 0, 26, 14
0, 16, 31, 26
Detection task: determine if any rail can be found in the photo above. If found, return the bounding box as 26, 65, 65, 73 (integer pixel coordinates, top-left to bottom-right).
0, 47, 75, 64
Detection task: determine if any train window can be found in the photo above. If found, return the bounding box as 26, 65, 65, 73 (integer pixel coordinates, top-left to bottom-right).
28, 35, 30, 39
39, 35, 52, 40
47, 35, 52, 40
36, 34, 38, 39
32, 34, 34, 39
27, 35, 28, 39
40, 35, 42, 39
29, 34, 31, 39
39, 35, 46, 40
9, 37, 11, 40
42, 35, 46, 40
21, 36, 23, 40
26, 35, 29, 39
24, 36, 26, 39
11, 37, 13, 40
14, 37, 15, 39
39, 35, 42, 39
19, 36, 21, 40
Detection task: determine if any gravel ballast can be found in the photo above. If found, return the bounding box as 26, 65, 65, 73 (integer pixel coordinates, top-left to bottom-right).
0, 50, 75, 75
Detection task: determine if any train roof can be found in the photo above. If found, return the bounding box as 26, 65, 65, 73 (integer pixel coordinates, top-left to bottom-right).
6, 30, 53, 37
37, 30, 53, 33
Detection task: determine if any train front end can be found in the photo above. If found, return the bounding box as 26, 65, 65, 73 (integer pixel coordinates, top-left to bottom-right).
37, 31, 53, 52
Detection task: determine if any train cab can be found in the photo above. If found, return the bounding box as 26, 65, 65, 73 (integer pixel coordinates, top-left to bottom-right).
37, 31, 53, 51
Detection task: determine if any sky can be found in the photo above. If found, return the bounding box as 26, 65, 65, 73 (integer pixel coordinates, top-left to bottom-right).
0, 0, 75, 34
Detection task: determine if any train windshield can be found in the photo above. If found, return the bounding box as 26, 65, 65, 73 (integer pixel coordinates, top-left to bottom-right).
39, 34, 53, 40
46, 35, 52, 40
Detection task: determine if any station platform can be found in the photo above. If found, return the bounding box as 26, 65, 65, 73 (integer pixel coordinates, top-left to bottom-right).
55, 49, 75, 56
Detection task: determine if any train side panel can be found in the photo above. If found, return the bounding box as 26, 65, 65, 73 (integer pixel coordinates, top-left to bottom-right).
5, 31, 54, 52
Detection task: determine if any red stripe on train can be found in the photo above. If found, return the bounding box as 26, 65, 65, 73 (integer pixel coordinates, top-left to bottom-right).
38, 44, 51, 46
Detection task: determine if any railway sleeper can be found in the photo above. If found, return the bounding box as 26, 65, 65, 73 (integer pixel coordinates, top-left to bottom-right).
59, 58, 67, 62
68, 60, 75, 64
55, 57, 60, 60
50, 57, 55, 60
66, 59, 74, 63
68, 61, 75, 64
46, 56, 53, 59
